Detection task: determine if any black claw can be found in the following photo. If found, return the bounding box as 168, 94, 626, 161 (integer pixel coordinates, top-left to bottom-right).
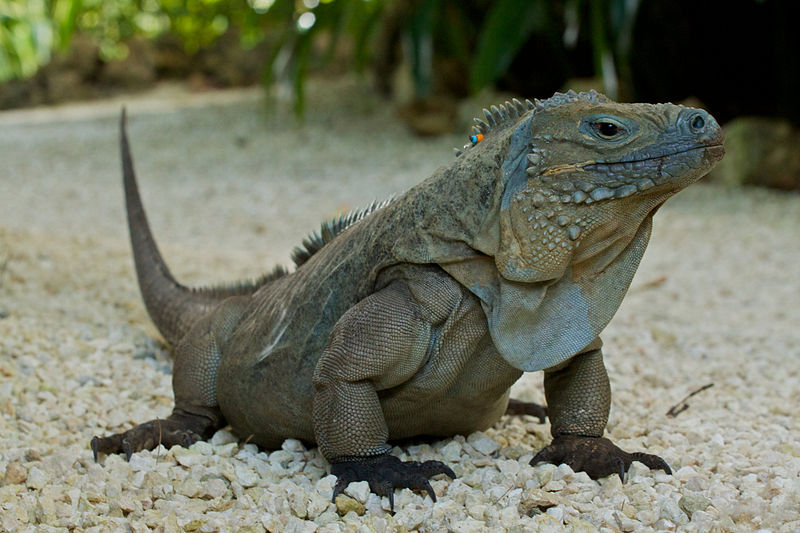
631, 452, 672, 475
332, 479, 348, 502
91, 437, 100, 462
531, 435, 671, 480
330, 454, 455, 512
615, 456, 625, 480
422, 481, 436, 502
417, 460, 456, 480
122, 439, 133, 461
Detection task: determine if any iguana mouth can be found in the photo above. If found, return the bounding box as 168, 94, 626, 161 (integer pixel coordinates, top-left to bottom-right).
582, 143, 724, 170
539, 144, 724, 204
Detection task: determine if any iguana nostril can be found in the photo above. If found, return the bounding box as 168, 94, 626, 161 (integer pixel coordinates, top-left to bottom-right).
690, 114, 705, 132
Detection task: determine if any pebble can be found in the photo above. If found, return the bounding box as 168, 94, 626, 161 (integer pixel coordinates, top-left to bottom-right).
660, 497, 689, 525
209, 429, 238, 446
551, 463, 575, 482
284, 516, 318, 533
203, 477, 228, 499
470, 437, 500, 456
234, 463, 260, 488
345, 481, 370, 503
25, 466, 47, 490
396, 506, 427, 530
440, 440, 463, 462
2, 461, 27, 485
679, 491, 712, 516
615, 510, 639, 532
335, 495, 365, 516
172, 448, 206, 467
129, 453, 156, 472
269, 450, 293, 466
215, 442, 239, 457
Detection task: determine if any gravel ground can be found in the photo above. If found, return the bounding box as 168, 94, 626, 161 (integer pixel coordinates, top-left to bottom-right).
1, 79, 799, 532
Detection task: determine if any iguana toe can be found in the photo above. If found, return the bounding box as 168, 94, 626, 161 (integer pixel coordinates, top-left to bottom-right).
331, 454, 455, 511
531, 434, 671, 480
505, 398, 548, 423
92, 419, 201, 460
91, 412, 213, 461
627, 451, 672, 475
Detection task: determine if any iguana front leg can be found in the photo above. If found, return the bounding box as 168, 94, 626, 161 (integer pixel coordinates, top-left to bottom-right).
531, 347, 671, 478
312, 282, 455, 508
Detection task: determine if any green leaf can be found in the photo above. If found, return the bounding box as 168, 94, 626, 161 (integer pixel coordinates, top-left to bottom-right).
290, 27, 315, 117
469, 0, 548, 93
52, 0, 82, 51
405, 0, 441, 98
350, 0, 383, 72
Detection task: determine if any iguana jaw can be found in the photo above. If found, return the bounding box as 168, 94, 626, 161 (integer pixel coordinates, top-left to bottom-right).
496, 147, 724, 283
538, 143, 726, 202
494, 103, 724, 284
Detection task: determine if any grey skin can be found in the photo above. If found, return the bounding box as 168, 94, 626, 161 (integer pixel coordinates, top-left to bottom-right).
92, 91, 724, 507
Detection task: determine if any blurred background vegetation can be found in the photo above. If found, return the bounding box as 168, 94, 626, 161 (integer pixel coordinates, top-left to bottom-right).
1, 0, 799, 188
1, 0, 797, 116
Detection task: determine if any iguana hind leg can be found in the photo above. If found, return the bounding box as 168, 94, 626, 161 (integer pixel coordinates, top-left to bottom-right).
92, 297, 245, 460
91, 406, 223, 460
505, 398, 548, 423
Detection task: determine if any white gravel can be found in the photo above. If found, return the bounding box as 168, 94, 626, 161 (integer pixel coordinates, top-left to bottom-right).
1, 79, 799, 532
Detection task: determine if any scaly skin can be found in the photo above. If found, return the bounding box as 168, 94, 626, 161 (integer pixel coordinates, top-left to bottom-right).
92, 92, 724, 504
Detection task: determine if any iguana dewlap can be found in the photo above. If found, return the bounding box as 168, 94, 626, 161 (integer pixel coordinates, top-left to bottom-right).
92, 91, 724, 506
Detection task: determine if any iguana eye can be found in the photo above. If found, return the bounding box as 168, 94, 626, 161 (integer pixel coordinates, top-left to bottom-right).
580, 115, 635, 142
594, 121, 624, 138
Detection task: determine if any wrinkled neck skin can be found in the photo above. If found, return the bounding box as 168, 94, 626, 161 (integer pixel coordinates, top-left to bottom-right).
392, 115, 674, 372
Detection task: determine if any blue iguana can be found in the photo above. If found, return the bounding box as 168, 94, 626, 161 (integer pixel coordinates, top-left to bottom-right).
92, 91, 724, 506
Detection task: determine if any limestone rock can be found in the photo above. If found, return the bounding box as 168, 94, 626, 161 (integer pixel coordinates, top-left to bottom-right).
709, 116, 800, 190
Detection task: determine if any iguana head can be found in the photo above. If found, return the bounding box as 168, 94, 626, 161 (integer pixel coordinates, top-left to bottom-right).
432, 91, 725, 370
469, 91, 724, 282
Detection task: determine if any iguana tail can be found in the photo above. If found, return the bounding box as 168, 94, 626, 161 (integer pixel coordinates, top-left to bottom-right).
120, 109, 284, 345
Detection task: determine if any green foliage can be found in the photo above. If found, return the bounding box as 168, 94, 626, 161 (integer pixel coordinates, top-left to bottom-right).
261, 0, 384, 115
1, 0, 54, 80
0, 0, 640, 108
469, 0, 548, 93
395, 0, 640, 100
0, 0, 264, 81
52, 0, 82, 51
0, 0, 383, 114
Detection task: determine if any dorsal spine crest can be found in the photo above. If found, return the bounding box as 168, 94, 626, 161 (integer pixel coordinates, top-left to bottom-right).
454, 90, 610, 158
291, 197, 396, 267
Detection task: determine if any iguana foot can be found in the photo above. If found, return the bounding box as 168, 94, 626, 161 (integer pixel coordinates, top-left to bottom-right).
91, 409, 221, 461
506, 398, 548, 423
531, 434, 671, 479
331, 454, 455, 511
